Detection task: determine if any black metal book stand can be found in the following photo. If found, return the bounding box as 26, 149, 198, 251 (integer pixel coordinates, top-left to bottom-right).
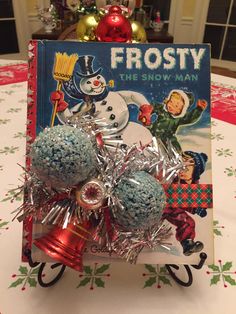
25, 249, 207, 288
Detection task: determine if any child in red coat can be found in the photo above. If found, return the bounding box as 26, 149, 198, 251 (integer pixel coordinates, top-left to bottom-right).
163, 151, 208, 256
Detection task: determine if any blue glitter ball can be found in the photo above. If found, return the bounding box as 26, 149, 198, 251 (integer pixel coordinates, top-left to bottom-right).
114, 171, 166, 230
30, 125, 97, 189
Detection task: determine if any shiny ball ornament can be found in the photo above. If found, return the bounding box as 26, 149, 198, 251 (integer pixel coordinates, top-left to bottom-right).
76, 14, 100, 41
114, 171, 166, 230
76, 179, 106, 211
30, 125, 97, 189
96, 5, 132, 42
130, 20, 147, 43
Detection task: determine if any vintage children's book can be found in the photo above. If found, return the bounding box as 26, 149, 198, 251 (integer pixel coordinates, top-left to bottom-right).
25, 40, 213, 265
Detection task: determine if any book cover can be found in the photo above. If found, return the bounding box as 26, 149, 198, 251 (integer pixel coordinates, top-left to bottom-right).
24, 40, 213, 265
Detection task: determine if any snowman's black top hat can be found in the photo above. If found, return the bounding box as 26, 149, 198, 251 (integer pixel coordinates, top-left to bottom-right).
76, 55, 102, 78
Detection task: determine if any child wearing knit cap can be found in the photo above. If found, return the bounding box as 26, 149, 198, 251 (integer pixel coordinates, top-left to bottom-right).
178, 151, 208, 184
163, 151, 208, 256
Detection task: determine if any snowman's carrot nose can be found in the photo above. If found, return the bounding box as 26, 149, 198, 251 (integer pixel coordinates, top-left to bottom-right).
93, 80, 100, 86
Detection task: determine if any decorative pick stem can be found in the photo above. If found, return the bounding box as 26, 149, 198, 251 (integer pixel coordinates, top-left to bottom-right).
50, 80, 62, 127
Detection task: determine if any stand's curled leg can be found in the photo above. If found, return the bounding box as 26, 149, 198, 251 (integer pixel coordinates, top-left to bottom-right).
165, 252, 207, 287
24, 249, 66, 288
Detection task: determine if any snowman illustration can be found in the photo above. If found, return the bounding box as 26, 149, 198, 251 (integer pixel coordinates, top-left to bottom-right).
50, 55, 155, 145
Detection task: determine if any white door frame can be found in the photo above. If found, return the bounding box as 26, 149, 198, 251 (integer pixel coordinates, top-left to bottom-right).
0, 0, 30, 60
168, 0, 182, 36
191, 0, 210, 43
168, 0, 200, 44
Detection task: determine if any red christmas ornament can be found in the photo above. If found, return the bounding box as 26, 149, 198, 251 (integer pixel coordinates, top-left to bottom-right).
96, 5, 132, 42
34, 221, 91, 271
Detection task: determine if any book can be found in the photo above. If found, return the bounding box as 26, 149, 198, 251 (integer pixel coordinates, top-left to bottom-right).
24, 40, 213, 265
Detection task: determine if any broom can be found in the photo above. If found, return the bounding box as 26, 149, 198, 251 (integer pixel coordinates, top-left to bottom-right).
50, 52, 79, 127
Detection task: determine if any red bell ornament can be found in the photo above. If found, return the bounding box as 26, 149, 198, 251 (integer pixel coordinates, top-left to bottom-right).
34, 221, 91, 271
96, 5, 132, 42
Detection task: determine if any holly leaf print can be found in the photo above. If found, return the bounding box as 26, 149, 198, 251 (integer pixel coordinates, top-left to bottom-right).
214, 229, 222, 236
223, 275, 236, 286
224, 167, 236, 177
222, 262, 232, 272
216, 149, 223, 156
215, 148, 233, 157
31, 266, 41, 275
1, 196, 12, 202
0, 119, 10, 125
9, 278, 25, 288
143, 277, 156, 288
7, 108, 22, 113
208, 264, 220, 272
211, 133, 224, 141
95, 278, 105, 288
210, 274, 221, 286
159, 276, 172, 286
159, 266, 167, 273
19, 266, 28, 275
213, 220, 219, 226
1, 187, 23, 202
145, 264, 157, 274
83, 265, 93, 275
0, 221, 9, 228
95, 264, 110, 275
77, 277, 91, 288
13, 132, 26, 139
224, 149, 232, 155
0, 146, 19, 155
27, 277, 37, 287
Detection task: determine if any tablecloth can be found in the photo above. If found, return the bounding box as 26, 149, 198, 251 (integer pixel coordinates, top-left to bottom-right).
0, 60, 235, 314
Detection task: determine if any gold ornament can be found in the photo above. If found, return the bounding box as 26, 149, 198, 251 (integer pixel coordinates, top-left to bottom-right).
130, 20, 147, 43
76, 14, 100, 42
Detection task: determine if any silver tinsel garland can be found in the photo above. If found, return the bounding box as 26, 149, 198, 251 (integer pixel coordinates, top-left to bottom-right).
15, 111, 185, 264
